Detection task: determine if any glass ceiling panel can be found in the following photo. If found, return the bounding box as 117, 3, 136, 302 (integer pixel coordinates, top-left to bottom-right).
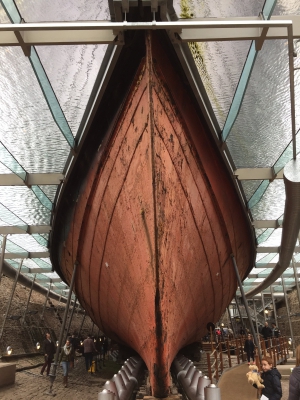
7, 234, 48, 252
257, 228, 283, 247
251, 180, 285, 220
36, 44, 107, 135
227, 39, 292, 168
273, 1, 300, 16
0, 187, 51, 225
0, 3, 9, 22
175, 0, 264, 20
0, 46, 70, 173
15, 0, 110, 22
39, 186, 58, 203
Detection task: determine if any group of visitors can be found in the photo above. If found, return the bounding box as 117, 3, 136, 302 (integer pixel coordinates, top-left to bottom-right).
39, 331, 109, 388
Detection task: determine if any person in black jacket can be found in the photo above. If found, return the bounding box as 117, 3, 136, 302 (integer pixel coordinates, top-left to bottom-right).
261, 322, 273, 351
40, 332, 56, 376
289, 345, 300, 400
254, 356, 282, 400
244, 334, 255, 364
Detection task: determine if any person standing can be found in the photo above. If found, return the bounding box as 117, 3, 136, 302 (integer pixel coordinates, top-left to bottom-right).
59, 339, 74, 388
244, 333, 255, 364
40, 332, 55, 376
289, 345, 300, 400
83, 334, 97, 372
261, 321, 273, 351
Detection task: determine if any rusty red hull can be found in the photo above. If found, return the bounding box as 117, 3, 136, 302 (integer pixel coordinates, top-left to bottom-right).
60, 32, 254, 397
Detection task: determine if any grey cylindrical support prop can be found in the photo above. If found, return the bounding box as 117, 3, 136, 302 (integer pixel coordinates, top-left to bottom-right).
0, 234, 7, 284
185, 365, 196, 383
103, 380, 120, 400
48, 261, 78, 396
197, 376, 211, 398
231, 255, 260, 355
0, 259, 23, 340
65, 296, 77, 340
245, 158, 300, 298
120, 369, 129, 385
261, 292, 267, 323
292, 256, 300, 307
204, 384, 221, 400
270, 286, 278, 327
22, 273, 36, 325
282, 276, 295, 357
189, 369, 202, 392
98, 389, 116, 400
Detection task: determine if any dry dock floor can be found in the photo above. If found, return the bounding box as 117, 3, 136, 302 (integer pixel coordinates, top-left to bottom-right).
0, 355, 120, 399
0, 356, 291, 400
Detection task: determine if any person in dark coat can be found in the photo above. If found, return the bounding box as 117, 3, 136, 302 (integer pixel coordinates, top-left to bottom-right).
254, 356, 282, 400
244, 333, 255, 364
261, 322, 273, 350
289, 345, 300, 400
83, 334, 97, 372
40, 332, 56, 376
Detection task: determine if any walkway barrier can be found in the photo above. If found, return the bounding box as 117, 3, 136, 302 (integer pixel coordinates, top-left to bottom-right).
203, 335, 289, 381
98, 356, 144, 400
173, 354, 216, 399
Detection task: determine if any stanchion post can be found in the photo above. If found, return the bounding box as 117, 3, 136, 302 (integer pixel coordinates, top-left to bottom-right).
0, 234, 7, 285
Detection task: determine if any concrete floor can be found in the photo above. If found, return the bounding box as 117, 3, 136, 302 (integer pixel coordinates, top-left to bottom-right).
0, 355, 120, 400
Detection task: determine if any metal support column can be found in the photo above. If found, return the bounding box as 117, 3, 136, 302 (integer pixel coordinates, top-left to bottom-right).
270, 286, 278, 327
292, 256, 300, 306
41, 282, 51, 321
227, 306, 236, 339
0, 234, 7, 284
48, 261, 78, 396
78, 311, 86, 337
22, 273, 36, 325
231, 255, 260, 355
235, 295, 245, 331
0, 259, 23, 340
261, 292, 267, 323
252, 299, 262, 357
65, 297, 77, 340
282, 276, 295, 357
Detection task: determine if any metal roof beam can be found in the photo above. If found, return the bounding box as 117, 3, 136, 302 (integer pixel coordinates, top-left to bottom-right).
21, 267, 52, 274
0, 173, 64, 186
0, 225, 51, 234
253, 220, 282, 229
257, 246, 300, 253
234, 168, 283, 180
4, 251, 50, 259
0, 18, 300, 46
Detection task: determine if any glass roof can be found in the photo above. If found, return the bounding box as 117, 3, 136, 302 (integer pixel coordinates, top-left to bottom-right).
1, 0, 300, 302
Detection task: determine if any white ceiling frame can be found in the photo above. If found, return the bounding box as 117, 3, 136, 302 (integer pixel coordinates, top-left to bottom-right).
234, 168, 284, 180
0, 17, 298, 47
257, 246, 300, 253
21, 267, 52, 274
4, 251, 50, 259
0, 225, 51, 234
252, 220, 282, 229
0, 173, 64, 186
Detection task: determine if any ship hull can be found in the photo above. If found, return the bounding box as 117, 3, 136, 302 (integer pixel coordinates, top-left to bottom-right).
56, 31, 254, 397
